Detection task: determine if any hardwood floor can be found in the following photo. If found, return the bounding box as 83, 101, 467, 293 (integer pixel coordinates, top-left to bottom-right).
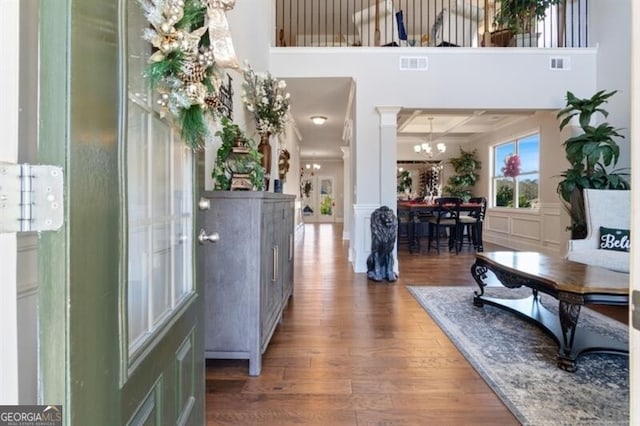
205, 223, 626, 425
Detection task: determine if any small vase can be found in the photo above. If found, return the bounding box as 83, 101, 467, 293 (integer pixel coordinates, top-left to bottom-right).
258, 132, 271, 190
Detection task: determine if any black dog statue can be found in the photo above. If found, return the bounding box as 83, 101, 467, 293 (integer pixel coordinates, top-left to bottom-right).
366, 206, 398, 282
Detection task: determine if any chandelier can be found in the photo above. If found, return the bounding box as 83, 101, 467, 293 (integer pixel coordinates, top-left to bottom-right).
414, 117, 446, 158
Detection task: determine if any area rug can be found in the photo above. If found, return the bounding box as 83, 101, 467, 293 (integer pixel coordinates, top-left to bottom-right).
407, 286, 629, 426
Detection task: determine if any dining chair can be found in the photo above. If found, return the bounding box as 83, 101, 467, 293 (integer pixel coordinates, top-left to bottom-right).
427, 197, 462, 254
458, 196, 486, 251
396, 207, 412, 251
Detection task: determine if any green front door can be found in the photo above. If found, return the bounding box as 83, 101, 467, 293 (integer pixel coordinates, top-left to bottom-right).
37, 1, 204, 424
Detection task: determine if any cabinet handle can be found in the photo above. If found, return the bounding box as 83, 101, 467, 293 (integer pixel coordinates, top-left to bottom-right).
272, 246, 278, 282
289, 233, 293, 261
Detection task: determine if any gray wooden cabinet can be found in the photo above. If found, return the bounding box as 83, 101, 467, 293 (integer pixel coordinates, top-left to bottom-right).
199, 191, 295, 376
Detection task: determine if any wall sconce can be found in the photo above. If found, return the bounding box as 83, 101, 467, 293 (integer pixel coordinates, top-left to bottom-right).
310, 115, 328, 125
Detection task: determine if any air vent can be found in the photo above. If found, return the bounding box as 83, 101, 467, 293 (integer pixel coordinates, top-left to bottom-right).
550, 57, 570, 70
400, 56, 428, 71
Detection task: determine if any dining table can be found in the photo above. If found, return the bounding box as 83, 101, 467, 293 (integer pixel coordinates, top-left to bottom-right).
397, 200, 484, 253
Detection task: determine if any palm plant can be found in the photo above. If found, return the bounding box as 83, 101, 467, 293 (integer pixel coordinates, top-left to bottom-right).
556, 90, 630, 238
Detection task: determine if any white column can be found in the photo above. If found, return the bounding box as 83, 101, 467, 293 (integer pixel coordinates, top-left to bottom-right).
376, 107, 401, 209
376, 106, 401, 275
0, 0, 20, 404
341, 146, 351, 241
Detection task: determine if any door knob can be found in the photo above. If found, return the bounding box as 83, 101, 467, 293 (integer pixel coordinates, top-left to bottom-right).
198, 228, 219, 244
198, 197, 211, 211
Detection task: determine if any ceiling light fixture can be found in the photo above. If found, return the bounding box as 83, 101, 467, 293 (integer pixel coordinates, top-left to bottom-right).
414, 117, 446, 158
310, 115, 328, 126
305, 163, 321, 170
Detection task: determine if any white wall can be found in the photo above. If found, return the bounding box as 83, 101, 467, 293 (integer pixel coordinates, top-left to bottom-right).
590, 0, 632, 171
226, 0, 272, 133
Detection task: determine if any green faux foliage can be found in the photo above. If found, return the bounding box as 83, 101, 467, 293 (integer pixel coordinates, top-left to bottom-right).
203, 76, 215, 94
180, 0, 206, 31
146, 51, 185, 87
212, 117, 265, 191
397, 170, 412, 193
556, 90, 629, 203
557, 90, 616, 131
444, 148, 481, 201
180, 106, 208, 150
556, 90, 630, 237
139, 0, 221, 152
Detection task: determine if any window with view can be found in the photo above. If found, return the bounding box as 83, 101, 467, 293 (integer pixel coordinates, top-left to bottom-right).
492, 134, 540, 209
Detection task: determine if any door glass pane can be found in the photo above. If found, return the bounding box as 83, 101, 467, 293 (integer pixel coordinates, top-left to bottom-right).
127, 0, 150, 106
172, 141, 189, 214
127, 104, 148, 222
319, 178, 333, 217
151, 223, 171, 324
152, 119, 171, 217
128, 227, 149, 348
174, 217, 191, 301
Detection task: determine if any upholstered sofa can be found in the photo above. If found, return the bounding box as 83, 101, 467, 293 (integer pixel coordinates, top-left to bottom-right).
566, 189, 630, 273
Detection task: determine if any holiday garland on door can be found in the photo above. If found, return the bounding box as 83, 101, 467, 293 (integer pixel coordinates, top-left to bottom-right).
138, 0, 230, 150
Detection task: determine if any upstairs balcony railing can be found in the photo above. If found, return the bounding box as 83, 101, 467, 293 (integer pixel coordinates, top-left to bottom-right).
275, 0, 589, 48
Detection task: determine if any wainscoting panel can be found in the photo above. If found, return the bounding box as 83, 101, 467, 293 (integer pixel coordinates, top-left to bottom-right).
352, 204, 380, 273
511, 216, 541, 241
484, 204, 564, 256
541, 203, 565, 252
486, 214, 510, 234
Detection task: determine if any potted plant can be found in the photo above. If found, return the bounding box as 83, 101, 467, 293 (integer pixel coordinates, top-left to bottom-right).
494, 0, 562, 46
397, 170, 412, 194
556, 90, 630, 238
443, 148, 481, 201
212, 117, 265, 191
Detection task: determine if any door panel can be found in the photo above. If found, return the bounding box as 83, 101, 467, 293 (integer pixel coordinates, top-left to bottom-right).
36, 0, 204, 423
318, 176, 335, 222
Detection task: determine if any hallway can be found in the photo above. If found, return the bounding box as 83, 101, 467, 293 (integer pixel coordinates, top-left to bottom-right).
206, 223, 521, 425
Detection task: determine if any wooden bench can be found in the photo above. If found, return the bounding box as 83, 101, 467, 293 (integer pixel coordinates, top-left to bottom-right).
471, 251, 629, 372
